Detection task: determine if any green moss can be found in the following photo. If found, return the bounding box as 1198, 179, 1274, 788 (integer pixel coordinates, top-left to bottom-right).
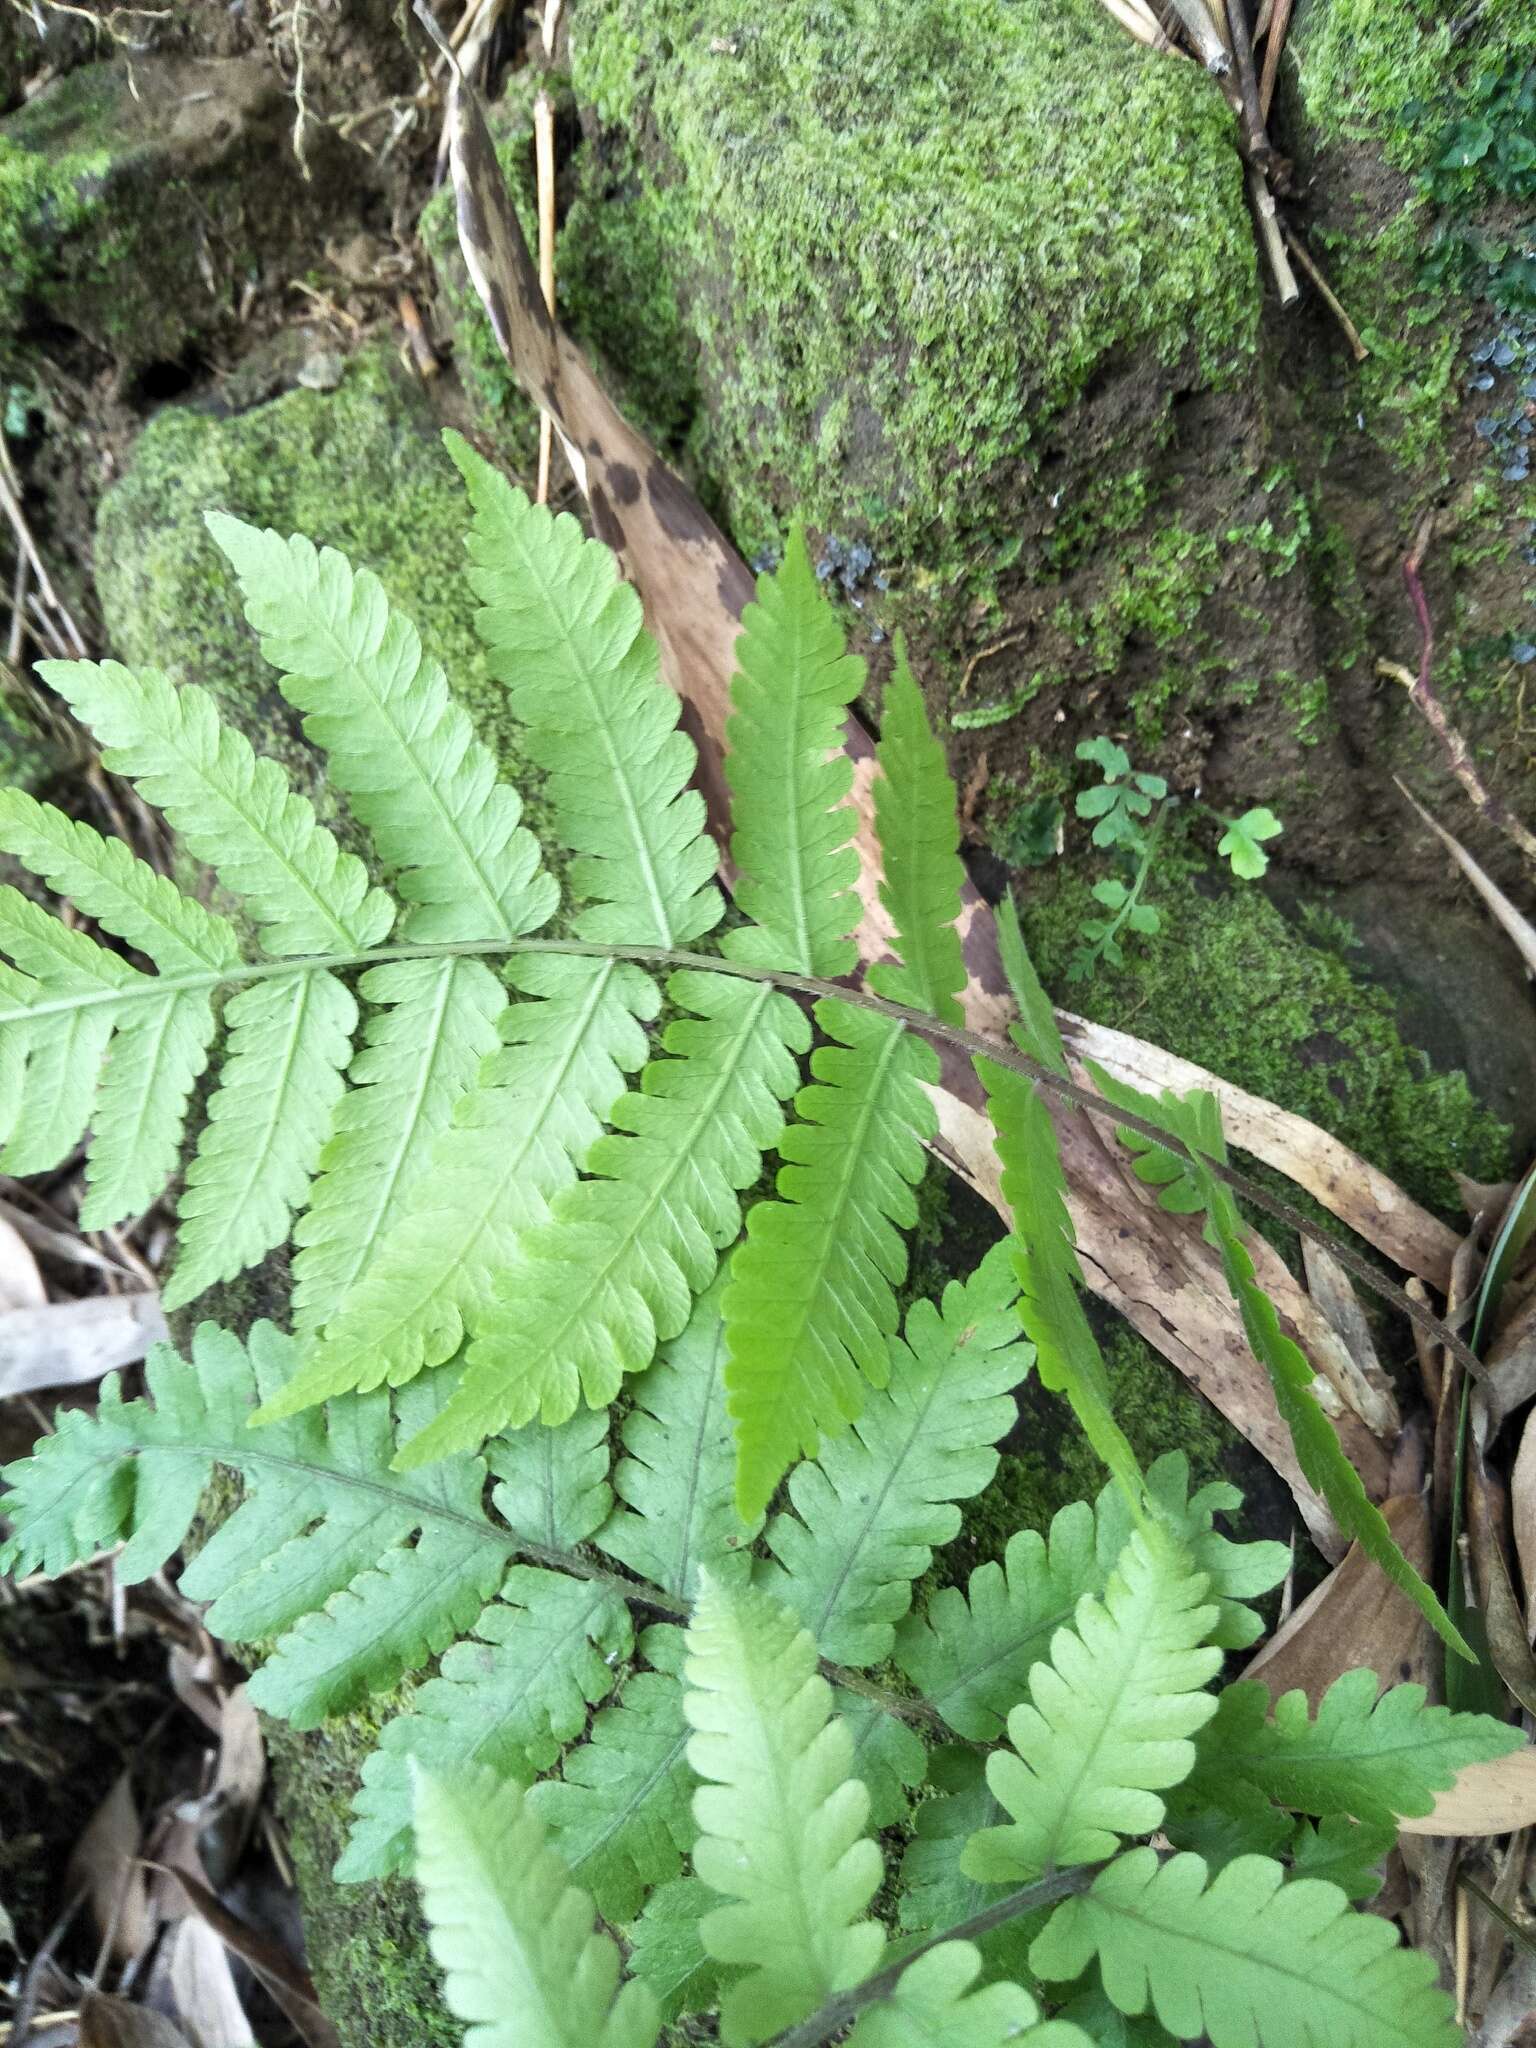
559, 0, 1256, 593
266, 1717, 457, 2048
0, 132, 102, 328
94, 348, 550, 844
1020, 832, 1509, 1216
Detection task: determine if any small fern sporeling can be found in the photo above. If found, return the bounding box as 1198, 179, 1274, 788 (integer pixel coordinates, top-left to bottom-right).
0, 429, 1511, 2048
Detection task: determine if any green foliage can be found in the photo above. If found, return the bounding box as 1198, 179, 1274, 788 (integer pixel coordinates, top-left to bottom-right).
1030, 1847, 1460, 2048
412, 1767, 660, 2048
961, 1529, 1221, 1883
1074, 738, 1166, 852
684, 1575, 886, 2043
0, 441, 1507, 2048
1216, 807, 1283, 881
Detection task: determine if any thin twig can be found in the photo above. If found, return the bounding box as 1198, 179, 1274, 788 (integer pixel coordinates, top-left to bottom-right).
766, 1867, 1100, 2048
1225, 0, 1271, 165
1281, 223, 1369, 359
1258, 0, 1294, 118
1168, 0, 1230, 69
1395, 514, 1536, 870
534, 83, 557, 504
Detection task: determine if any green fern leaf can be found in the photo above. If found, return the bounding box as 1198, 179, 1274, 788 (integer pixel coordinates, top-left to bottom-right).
1029, 1847, 1459, 2048
0, 791, 241, 973
491, 1405, 614, 1550
975, 1053, 1143, 1501
848, 1942, 1089, 2048
450, 433, 720, 948
0, 1321, 509, 1713
897, 1496, 1111, 1741
721, 524, 863, 977
684, 1575, 885, 2046
760, 1242, 1030, 1665
339, 1566, 632, 1882
596, 1278, 759, 1599
1088, 1066, 1469, 1658
1188, 1669, 1519, 1826
995, 890, 1068, 1077
255, 954, 655, 1417
398, 971, 806, 1465
36, 659, 393, 954
897, 1457, 1284, 1741
529, 1625, 694, 1922
866, 642, 966, 1024
725, 1003, 937, 1518
0, 885, 142, 1174
289, 955, 507, 1329
163, 969, 356, 1312
962, 1529, 1220, 1883
837, 1691, 928, 1828
84, 990, 220, 1227
896, 1746, 1037, 1984
208, 514, 558, 943
626, 1877, 722, 2022
413, 1765, 660, 2048
1286, 1815, 1397, 1902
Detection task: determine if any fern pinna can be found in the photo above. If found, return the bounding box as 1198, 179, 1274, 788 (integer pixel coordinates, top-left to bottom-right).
0, 432, 1514, 2044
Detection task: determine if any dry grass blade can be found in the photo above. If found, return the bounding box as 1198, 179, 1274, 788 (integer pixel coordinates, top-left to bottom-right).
165, 1862, 337, 2048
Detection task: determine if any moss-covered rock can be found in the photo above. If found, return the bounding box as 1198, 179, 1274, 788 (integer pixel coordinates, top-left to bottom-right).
0, 53, 343, 369
95, 348, 549, 847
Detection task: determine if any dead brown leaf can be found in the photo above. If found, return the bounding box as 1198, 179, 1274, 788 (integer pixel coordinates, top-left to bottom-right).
67, 1770, 152, 1967
167, 1862, 336, 2048
1515, 1408, 1536, 1635
0, 1211, 45, 1312
1469, 1450, 1536, 1714
1301, 1236, 1401, 1438
164, 1918, 255, 2048
1483, 1289, 1536, 1444
1240, 1495, 1434, 1703
1400, 1748, 1536, 1836
79, 1992, 195, 2048
0, 1294, 167, 1399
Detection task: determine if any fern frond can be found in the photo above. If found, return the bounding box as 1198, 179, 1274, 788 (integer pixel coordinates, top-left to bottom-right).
596, 1279, 758, 1599
721, 524, 863, 977
1087, 1065, 1469, 1658
866, 642, 966, 1024
412, 1765, 660, 2048
896, 1496, 1111, 1741
995, 890, 1069, 1076
450, 433, 720, 948
725, 1003, 937, 1518
84, 990, 220, 1227
162, 970, 356, 1312
398, 971, 806, 1465
897, 1747, 1037, 1984
0, 791, 241, 973
0, 885, 141, 1174
962, 1529, 1220, 1884
1286, 1815, 1397, 1902
528, 1625, 695, 1922
491, 1405, 614, 1551
685, 1576, 885, 2046
626, 1877, 721, 2023
976, 1053, 1143, 1501
837, 1691, 928, 1828
255, 955, 655, 1417
847, 1942, 1089, 2048
0, 1322, 508, 1714
1029, 1848, 1459, 2048
1187, 1669, 1520, 1826
339, 1566, 632, 1882
36, 659, 394, 954
760, 1243, 1030, 1666
289, 955, 506, 1329
896, 1457, 1284, 1742
207, 514, 558, 943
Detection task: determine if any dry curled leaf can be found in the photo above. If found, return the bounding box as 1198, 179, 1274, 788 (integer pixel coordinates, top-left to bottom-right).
80, 1991, 196, 2048
1399, 1747, 1536, 1837
0, 1293, 167, 1399
68, 1769, 152, 1966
